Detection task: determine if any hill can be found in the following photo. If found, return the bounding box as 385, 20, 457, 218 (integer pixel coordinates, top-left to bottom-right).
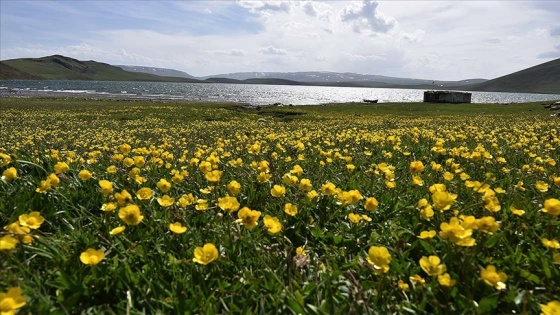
470, 58, 560, 94
0, 55, 200, 82
117, 65, 195, 79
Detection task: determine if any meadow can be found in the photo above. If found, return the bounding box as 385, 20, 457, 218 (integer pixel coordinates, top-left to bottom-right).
0, 97, 559, 314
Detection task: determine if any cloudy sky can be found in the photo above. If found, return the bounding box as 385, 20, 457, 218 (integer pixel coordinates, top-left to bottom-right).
1, 0, 559, 80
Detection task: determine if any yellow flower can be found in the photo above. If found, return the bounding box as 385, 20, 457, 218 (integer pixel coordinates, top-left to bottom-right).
133, 156, 145, 168
270, 185, 286, 197
217, 195, 240, 212
115, 189, 133, 206
443, 172, 454, 181
480, 265, 507, 290
411, 175, 424, 186
364, 197, 379, 211
419, 256, 446, 276
77, 169, 92, 181
482, 190, 501, 212
4, 222, 31, 244
263, 215, 282, 233
193, 243, 219, 265
535, 181, 549, 192
236, 207, 261, 229
0, 153, 13, 166
515, 181, 526, 191
2, 167, 17, 181
80, 248, 105, 265
205, 170, 223, 183
367, 246, 391, 274
439, 217, 476, 247
541, 238, 560, 249
227, 180, 241, 195
99, 180, 113, 196
169, 222, 187, 234
48, 173, 60, 187
475, 216, 500, 234
429, 183, 447, 193
0, 235, 19, 251
398, 280, 409, 291
321, 182, 337, 195
109, 226, 125, 235
101, 202, 117, 212
18, 211, 45, 229
157, 178, 172, 192
541, 301, 560, 315
177, 193, 196, 207
282, 173, 299, 186
409, 274, 425, 285
257, 172, 272, 183
509, 205, 525, 216
554, 253, 560, 265
299, 178, 313, 191
36, 179, 51, 193
438, 273, 456, 287
542, 198, 560, 216
136, 187, 153, 200
0, 287, 26, 313
195, 199, 209, 211
348, 213, 362, 223
431, 191, 457, 211
118, 205, 144, 225
409, 161, 425, 173
306, 190, 318, 200
284, 203, 298, 216
53, 161, 69, 174
157, 195, 175, 207
418, 230, 437, 239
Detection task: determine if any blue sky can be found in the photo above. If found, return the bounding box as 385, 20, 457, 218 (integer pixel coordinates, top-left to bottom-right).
1, 1, 559, 80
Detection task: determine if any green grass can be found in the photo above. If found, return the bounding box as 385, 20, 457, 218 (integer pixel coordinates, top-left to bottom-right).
0, 97, 559, 314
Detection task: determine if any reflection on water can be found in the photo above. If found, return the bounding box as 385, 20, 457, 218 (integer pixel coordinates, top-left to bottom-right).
1, 80, 559, 105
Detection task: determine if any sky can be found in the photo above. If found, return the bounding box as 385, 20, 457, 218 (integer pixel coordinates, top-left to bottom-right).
1, 0, 559, 80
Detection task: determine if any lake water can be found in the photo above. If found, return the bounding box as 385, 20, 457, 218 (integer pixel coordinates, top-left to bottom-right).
1, 80, 559, 105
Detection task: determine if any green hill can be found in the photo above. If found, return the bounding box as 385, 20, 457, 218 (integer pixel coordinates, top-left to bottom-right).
470, 58, 560, 94
0, 55, 200, 82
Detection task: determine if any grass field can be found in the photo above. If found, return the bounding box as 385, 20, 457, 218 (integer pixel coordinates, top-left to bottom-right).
1, 97, 559, 314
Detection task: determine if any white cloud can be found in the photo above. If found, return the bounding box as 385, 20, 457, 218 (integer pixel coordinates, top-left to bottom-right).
344, 52, 384, 62
302, 1, 317, 17
398, 30, 425, 43
204, 8, 212, 14
237, 1, 293, 15
259, 45, 287, 55
204, 49, 246, 56
340, 0, 396, 34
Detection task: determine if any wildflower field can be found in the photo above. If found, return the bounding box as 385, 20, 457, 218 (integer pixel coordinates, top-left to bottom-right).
1, 97, 559, 314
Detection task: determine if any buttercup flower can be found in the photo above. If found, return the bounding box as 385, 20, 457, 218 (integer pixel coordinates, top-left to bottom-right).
2, 167, 17, 181
118, 205, 144, 225
53, 161, 69, 174
109, 226, 126, 235
480, 265, 508, 290
541, 301, 560, 315
193, 243, 219, 265
409, 161, 425, 173
438, 273, 456, 287
418, 230, 437, 240
432, 191, 457, 211
270, 185, 286, 197
0, 287, 26, 314
542, 198, 560, 216
18, 211, 45, 229
115, 189, 133, 206
419, 256, 446, 276
169, 222, 187, 234
263, 215, 282, 233
99, 180, 113, 196
0, 235, 19, 251
217, 195, 240, 212
509, 205, 525, 216
136, 187, 153, 200
541, 238, 560, 249
364, 197, 379, 211
284, 203, 298, 216
227, 180, 241, 195
80, 248, 105, 265
157, 178, 172, 192
236, 207, 261, 229
367, 246, 391, 274
77, 169, 92, 181
157, 195, 175, 207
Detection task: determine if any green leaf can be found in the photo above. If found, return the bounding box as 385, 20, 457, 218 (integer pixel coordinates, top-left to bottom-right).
485, 234, 500, 248
477, 295, 498, 313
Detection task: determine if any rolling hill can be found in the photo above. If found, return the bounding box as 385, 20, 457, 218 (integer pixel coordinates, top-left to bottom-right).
0, 55, 200, 82
470, 58, 560, 94
117, 65, 195, 79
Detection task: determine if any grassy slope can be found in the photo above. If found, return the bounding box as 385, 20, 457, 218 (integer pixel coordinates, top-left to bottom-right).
1, 55, 200, 82
470, 58, 560, 94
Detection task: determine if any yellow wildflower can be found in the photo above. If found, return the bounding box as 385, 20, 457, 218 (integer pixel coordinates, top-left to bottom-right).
541, 301, 560, 315
236, 207, 261, 229
480, 265, 507, 290
270, 185, 286, 197
0, 287, 26, 313
193, 243, 219, 265
115, 190, 133, 206
157, 195, 175, 207
118, 205, 144, 225
227, 180, 241, 195
0, 235, 19, 251
80, 248, 105, 265
542, 238, 560, 249
2, 167, 17, 181
542, 198, 560, 216
284, 203, 298, 216
101, 202, 117, 212
432, 191, 457, 211
438, 273, 456, 287
109, 226, 126, 235
136, 187, 153, 200
99, 180, 113, 196
157, 178, 172, 192
217, 195, 240, 212
77, 169, 92, 181
418, 230, 437, 240
367, 246, 391, 274
53, 161, 69, 174
398, 280, 409, 291
18, 211, 45, 229
263, 215, 282, 233
364, 197, 379, 211
409, 161, 425, 173
169, 222, 187, 234
509, 205, 525, 216
535, 181, 549, 192
419, 256, 446, 276
321, 182, 337, 195
348, 213, 362, 224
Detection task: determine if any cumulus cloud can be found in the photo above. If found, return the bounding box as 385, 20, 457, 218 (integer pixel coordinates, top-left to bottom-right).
237, 1, 293, 14
259, 45, 287, 55
398, 30, 425, 43
340, 0, 396, 34
343, 52, 384, 61
302, 1, 317, 17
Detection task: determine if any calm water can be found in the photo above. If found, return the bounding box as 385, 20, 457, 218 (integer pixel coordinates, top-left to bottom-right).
1, 80, 559, 105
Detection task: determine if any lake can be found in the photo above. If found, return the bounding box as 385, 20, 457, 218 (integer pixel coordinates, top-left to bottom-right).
1, 80, 559, 105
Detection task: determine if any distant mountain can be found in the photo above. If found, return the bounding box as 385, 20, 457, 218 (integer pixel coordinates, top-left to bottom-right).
117, 65, 195, 79
201, 71, 487, 87
0, 55, 199, 82
204, 77, 303, 85
470, 58, 560, 94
